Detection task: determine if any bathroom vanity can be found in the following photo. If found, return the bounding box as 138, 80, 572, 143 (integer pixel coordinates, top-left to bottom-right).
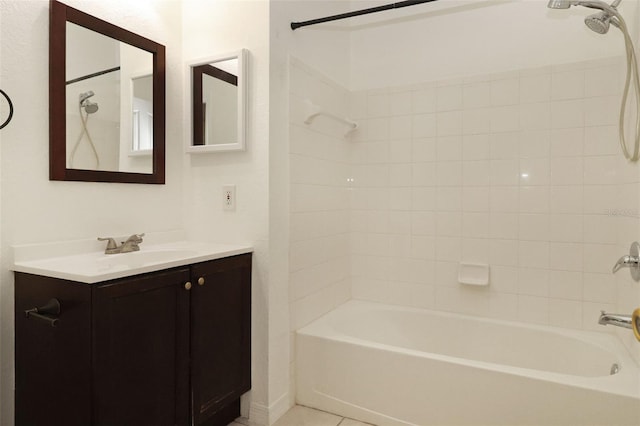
13, 239, 252, 426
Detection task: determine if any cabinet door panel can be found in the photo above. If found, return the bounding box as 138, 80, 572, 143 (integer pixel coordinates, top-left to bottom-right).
190, 254, 251, 425
93, 268, 190, 426
15, 274, 92, 426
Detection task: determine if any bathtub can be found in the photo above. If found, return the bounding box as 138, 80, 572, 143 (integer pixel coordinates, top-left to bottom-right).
296, 300, 640, 426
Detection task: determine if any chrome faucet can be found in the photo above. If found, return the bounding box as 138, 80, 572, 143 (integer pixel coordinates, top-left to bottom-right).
598, 311, 633, 329
98, 233, 145, 254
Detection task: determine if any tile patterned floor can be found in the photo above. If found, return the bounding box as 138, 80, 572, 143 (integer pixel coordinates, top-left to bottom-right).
231, 405, 375, 426
273, 406, 374, 426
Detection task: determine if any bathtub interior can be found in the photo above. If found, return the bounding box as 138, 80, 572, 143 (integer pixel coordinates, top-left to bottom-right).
310, 301, 624, 377
296, 300, 640, 426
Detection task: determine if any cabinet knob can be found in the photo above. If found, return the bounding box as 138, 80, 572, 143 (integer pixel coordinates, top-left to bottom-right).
184, 282, 192, 290
198, 277, 205, 286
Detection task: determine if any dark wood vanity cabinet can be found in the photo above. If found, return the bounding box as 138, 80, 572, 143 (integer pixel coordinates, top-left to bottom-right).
15, 253, 251, 426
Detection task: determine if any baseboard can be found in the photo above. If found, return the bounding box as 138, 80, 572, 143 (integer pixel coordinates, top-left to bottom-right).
249, 391, 291, 426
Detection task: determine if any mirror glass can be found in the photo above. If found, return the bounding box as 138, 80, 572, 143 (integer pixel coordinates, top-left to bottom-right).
188, 50, 247, 153
50, 0, 165, 184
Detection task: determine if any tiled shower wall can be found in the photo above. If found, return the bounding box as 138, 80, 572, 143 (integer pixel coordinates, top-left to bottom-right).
289, 56, 640, 363
349, 56, 640, 335
288, 58, 351, 332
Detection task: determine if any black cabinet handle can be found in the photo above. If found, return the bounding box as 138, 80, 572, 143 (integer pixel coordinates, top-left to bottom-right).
24, 298, 61, 327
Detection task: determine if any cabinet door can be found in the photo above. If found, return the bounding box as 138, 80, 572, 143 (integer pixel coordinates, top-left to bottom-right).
15, 273, 92, 426
92, 268, 191, 426
190, 254, 251, 425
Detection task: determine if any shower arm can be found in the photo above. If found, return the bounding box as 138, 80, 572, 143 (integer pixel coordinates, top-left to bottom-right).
567, 0, 622, 16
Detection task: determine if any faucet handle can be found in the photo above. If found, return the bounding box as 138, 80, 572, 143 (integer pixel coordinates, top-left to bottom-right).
612, 242, 640, 281
97, 237, 117, 250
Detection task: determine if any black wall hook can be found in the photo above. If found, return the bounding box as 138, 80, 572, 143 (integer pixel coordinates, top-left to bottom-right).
0, 89, 14, 130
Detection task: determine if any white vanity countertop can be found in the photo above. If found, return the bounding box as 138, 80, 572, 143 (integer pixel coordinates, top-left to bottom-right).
12, 233, 253, 284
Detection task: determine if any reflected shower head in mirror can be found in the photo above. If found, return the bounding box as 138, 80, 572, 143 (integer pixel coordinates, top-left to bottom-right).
79, 91, 99, 114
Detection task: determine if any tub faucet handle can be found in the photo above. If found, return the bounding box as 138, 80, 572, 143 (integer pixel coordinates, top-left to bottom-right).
612, 242, 640, 282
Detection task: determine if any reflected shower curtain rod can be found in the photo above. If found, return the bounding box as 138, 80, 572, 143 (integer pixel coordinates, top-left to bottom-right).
291, 0, 438, 30
66, 66, 120, 85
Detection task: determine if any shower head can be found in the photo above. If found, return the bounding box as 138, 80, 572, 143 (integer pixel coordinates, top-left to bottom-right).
548, 0, 624, 35
79, 91, 99, 114
585, 11, 611, 33
83, 101, 99, 114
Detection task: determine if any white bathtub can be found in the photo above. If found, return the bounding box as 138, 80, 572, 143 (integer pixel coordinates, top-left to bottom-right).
296, 300, 640, 426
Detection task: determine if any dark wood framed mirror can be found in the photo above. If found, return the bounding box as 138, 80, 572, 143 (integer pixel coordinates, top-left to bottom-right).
49, 0, 165, 184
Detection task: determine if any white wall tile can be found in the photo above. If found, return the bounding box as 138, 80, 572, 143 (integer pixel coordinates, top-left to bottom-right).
490, 266, 518, 294
436, 135, 463, 161
549, 214, 583, 243
549, 242, 583, 272
463, 134, 490, 160
519, 186, 549, 213
549, 270, 583, 300
491, 78, 519, 106
518, 295, 549, 325
550, 128, 584, 157
549, 299, 583, 329
520, 102, 551, 130
389, 116, 412, 139
584, 125, 618, 156
437, 111, 463, 136
520, 74, 551, 104
491, 105, 520, 133
437, 84, 463, 112
518, 241, 549, 268
550, 157, 583, 185
551, 70, 585, 100
412, 114, 437, 138
463, 82, 491, 109
584, 95, 619, 127
462, 187, 490, 212
389, 91, 412, 116
550, 99, 584, 129
490, 132, 519, 160
519, 130, 550, 158
490, 213, 519, 240
412, 137, 437, 162
412, 87, 437, 114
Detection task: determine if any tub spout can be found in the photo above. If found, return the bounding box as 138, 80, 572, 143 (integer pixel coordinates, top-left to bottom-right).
598, 311, 633, 329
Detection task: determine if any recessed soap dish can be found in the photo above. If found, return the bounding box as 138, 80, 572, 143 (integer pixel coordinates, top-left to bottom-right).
458, 263, 490, 286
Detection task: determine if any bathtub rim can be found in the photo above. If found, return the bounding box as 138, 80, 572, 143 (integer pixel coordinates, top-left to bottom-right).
297, 299, 640, 400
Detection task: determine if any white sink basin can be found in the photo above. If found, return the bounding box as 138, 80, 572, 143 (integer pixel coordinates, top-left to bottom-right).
11, 239, 253, 284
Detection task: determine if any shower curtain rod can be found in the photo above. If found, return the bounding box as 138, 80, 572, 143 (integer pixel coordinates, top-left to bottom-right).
291, 0, 438, 30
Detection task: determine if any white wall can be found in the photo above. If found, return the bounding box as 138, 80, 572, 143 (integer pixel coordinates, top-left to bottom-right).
349, 0, 640, 89
0, 1, 184, 425
180, 0, 272, 422
270, 0, 352, 420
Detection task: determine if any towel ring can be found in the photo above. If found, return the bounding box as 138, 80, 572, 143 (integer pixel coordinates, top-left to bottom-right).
0, 89, 14, 130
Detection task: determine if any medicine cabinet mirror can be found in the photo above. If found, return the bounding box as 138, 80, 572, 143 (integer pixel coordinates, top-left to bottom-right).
49, 0, 166, 184
187, 50, 247, 153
